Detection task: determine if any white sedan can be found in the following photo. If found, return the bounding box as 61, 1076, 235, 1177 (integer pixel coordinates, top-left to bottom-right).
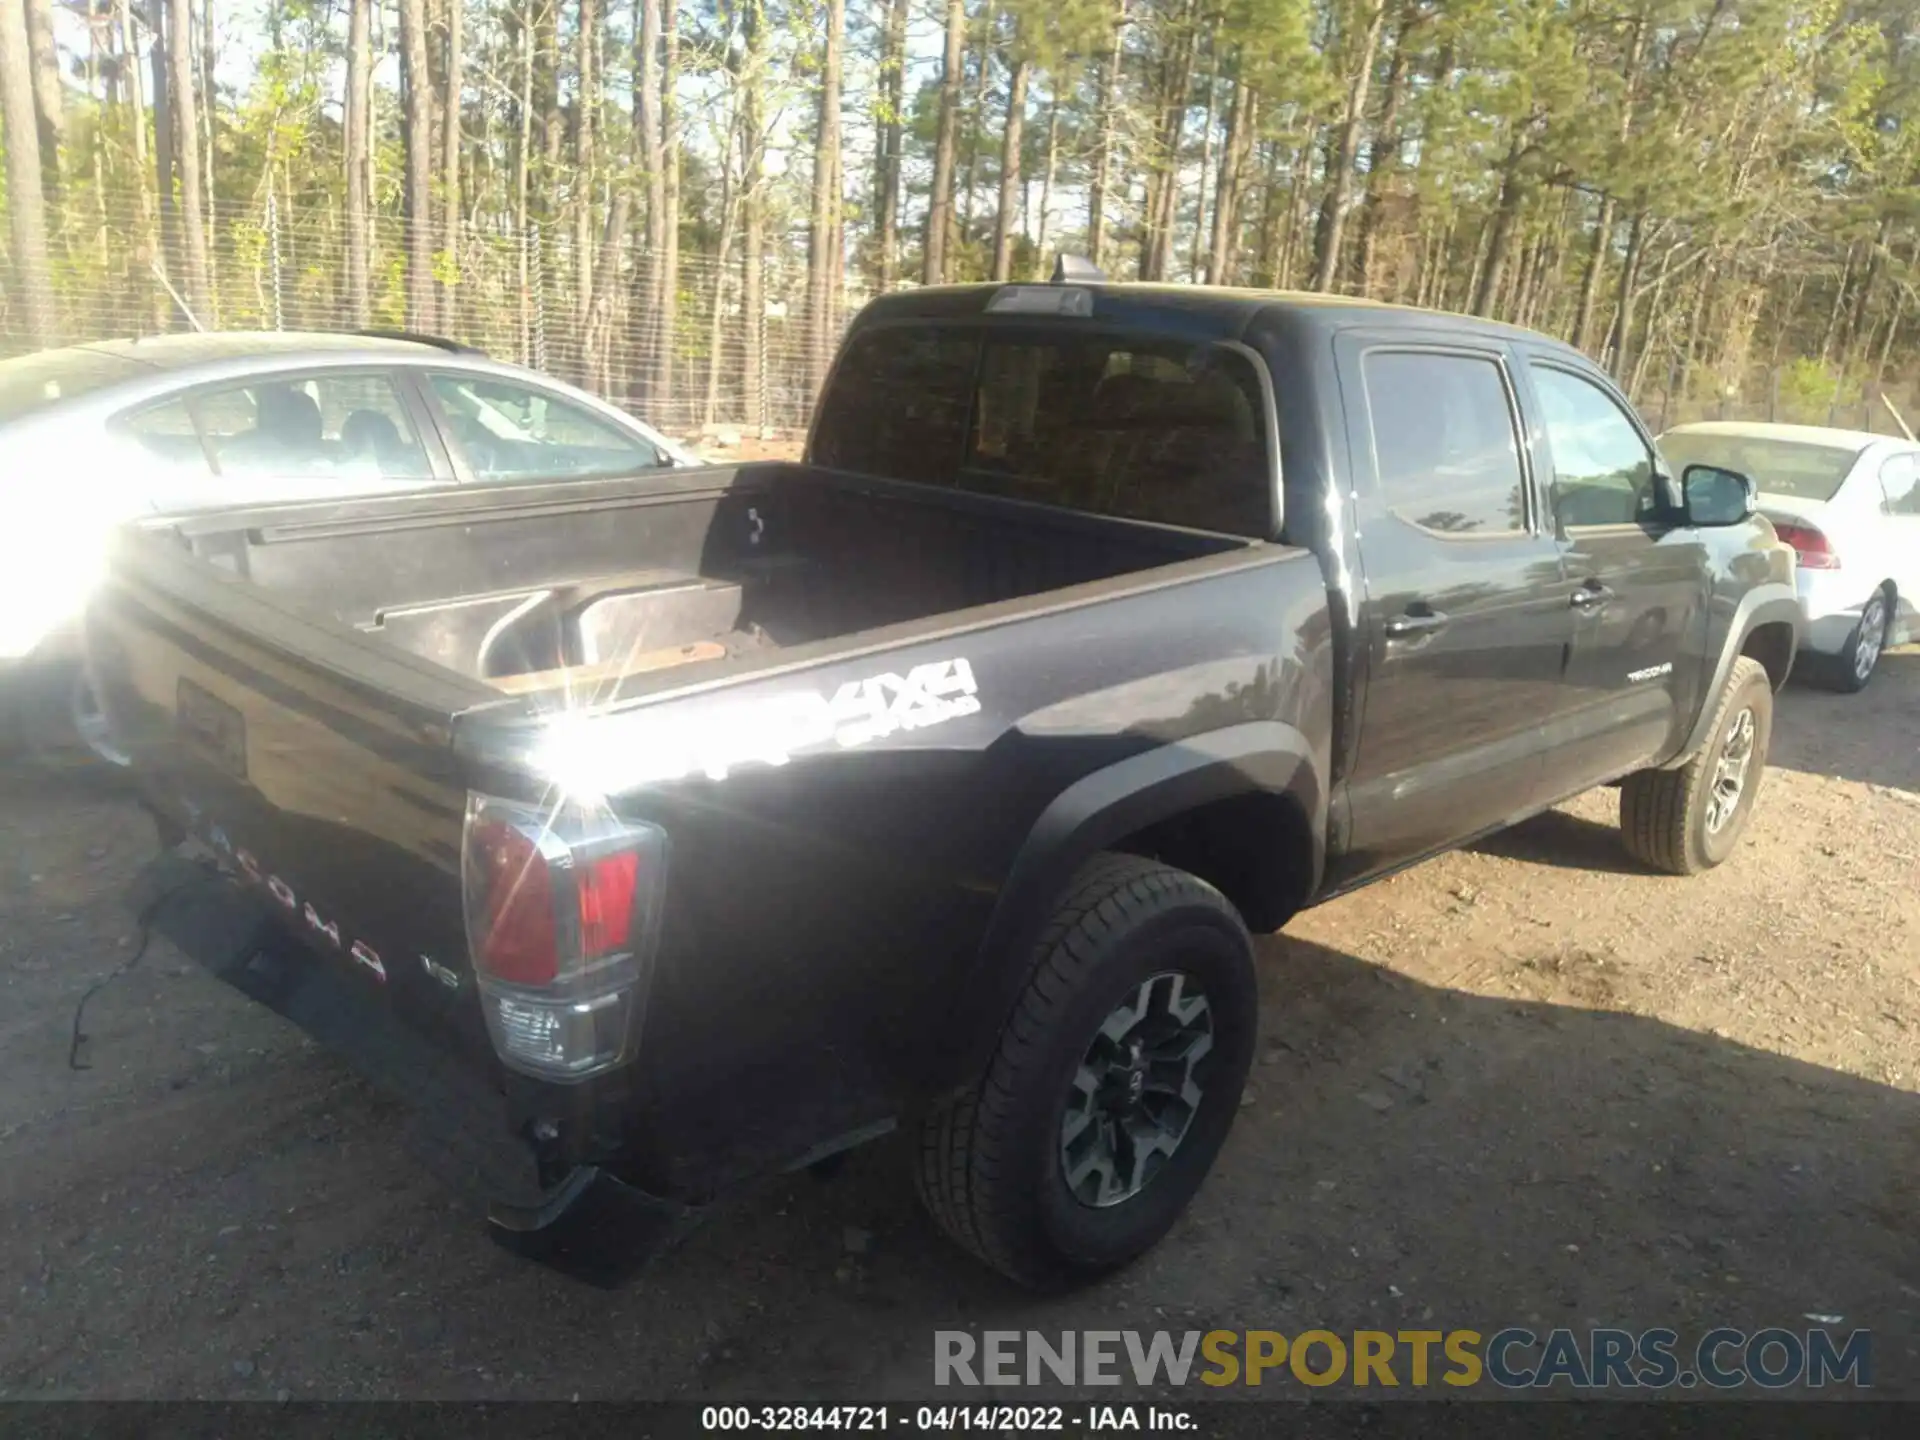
1659, 421, 1918, 691
1, 331, 699, 762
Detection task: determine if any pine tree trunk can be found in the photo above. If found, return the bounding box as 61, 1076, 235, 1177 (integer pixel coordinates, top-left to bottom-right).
960, 1, 997, 247
924, 0, 966, 283
24, 0, 64, 201
441, 0, 464, 329
1353, 5, 1416, 295
345, 0, 373, 325
167, 0, 210, 322
991, 56, 1027, 281
637, 0, 665, 397
149, 0, 176, 300
1821, 243, 1857, 364
740, 0, 766, 431
1571, 13, 1645, 352
1310, 0, 1386, 293
0, 0, 56, 343
116, 0, 162, 325
659, 2, 680, 401
1141, 10, 1197, 282
1190, 45, 1218, 281
807, 0, 844, 393
399, 0, 433, 330
1471, 141, 1525, 319
200, 0, 215, 316
874, 0, 908, 287
1608, 212, 1647, 382
1087, 1, 1125, 272
1208, 76, 1255, 286
574, 0, 597, 331
1033, 93, 1058, 279
1253, 140, 1283, 286
1628, 243, 1676, 401
1572, 196, 1615, 352
515, 1, 534, 356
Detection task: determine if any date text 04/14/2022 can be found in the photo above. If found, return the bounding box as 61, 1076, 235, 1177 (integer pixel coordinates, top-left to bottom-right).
698, 1406, 1196, 1433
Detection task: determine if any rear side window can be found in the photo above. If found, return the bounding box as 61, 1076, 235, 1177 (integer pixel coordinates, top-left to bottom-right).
119, 397, 214, 480
120, 372, 434, 490
1362, 351, 1526, 536
812, 325, 1274, 537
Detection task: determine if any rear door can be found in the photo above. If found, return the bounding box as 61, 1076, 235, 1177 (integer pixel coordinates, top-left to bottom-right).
1331, 336, 1573, 883
1521, 359, 1709, 785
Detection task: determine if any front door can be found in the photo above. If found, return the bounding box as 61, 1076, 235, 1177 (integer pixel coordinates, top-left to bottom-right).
1875, 451, 1920, 647
1524, 361, 1708, 787
1333, 340, 1574, 884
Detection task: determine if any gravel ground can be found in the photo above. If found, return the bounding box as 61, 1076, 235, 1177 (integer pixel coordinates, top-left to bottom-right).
1, 651, 1915, 1401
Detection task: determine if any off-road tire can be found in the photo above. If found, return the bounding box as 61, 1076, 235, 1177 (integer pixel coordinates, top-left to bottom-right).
1619, 656, 1773, 875
914, 853, 1258, 1289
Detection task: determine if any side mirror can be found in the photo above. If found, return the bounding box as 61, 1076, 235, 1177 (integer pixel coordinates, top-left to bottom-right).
1682, 464, 1756, 527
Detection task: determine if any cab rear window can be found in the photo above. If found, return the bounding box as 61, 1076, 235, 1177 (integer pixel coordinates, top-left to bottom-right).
812, 325, 1274, 538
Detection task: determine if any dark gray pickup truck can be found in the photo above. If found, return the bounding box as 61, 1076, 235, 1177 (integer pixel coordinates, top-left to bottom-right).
87, 277, 1801, 1289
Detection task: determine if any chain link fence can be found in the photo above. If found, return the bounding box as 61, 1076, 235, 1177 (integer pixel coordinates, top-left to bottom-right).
7, 200, 1917, 444
1, 201, 880, 441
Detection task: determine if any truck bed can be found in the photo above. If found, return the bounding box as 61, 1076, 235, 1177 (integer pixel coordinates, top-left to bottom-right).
149, 461, 1252, 707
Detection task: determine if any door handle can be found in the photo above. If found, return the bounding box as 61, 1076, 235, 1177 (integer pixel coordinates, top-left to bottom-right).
1383, 610, 1449, 639
1570, 583, 1614, 610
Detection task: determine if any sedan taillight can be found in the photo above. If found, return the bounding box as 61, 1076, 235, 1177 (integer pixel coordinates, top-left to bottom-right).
461, 794, 667, 1080
1773, 521, 1841, 570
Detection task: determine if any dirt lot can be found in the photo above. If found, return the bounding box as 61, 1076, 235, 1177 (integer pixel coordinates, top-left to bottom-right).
1, 653, 1915, 1402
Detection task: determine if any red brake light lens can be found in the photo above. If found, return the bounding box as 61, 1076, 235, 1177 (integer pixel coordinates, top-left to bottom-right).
471, 817, 559, 985
577, 851, 640, 959
1773, 521, 1840, 570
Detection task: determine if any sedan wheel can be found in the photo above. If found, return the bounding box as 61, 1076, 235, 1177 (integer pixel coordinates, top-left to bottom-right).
1852, 592, 1887, 685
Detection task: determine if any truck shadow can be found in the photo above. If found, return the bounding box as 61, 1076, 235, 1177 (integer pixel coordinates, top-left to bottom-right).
578, 932, 1920, 1400
1465, 807, 1646, 876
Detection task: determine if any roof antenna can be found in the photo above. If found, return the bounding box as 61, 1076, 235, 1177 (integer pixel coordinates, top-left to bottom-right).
1052, 254, 1107, 285
150, 261, 206, 333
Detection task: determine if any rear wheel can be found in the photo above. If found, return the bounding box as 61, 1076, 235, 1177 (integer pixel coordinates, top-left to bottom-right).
1619, 656, 1773, 875
12, 659, 127, 770
915, 853, 1258, 1289
1820, 586, 1892, 693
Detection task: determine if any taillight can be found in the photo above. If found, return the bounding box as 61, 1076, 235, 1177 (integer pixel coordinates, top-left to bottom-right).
461, 794, 667, 1080
1773, 521, 1840, 570
470, 817, 559, 984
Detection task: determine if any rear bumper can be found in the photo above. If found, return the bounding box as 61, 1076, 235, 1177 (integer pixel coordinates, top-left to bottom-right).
131, 848, 694, 1285
1794, 569, 1873, 656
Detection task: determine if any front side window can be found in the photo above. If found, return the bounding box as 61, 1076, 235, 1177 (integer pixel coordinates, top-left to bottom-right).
1530, 366, 1657, 528
1363, 350, 1527, 536
1880, 453, 1920, 516
428, 373, 667, 483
